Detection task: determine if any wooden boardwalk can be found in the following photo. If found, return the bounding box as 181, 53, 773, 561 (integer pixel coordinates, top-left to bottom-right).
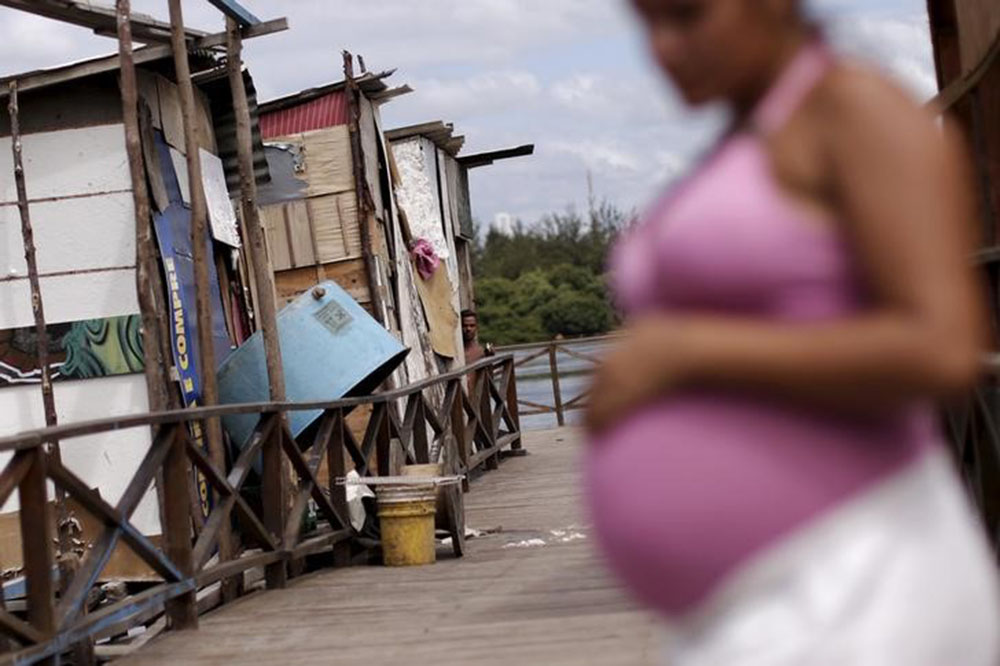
121, 428, 660, 665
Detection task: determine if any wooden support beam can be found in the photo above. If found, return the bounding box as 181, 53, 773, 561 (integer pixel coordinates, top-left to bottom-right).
8, 84, 77, 630
46, 462, 183, 583
160, 426, 197, 631
225, 20, 286, 406
207, 0, 260, 26
450, 379, 470, 492
226, 14, 298, 531
0, 0, 205, 44
0, 606, 44, 646
261, 421, 287, 589
343, 51, 386, 327
929, 29, 1000, 113
167, 0, 235, 601
117, 4, 174, 584
185, 437, 278, 565
17, 449, 56, 649
117, 0, 171, 415
7, 79, 59, 463
327, 410, 349, 527
0, 18, 288, 98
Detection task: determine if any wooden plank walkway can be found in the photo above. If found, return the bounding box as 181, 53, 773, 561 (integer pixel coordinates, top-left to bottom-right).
121, 428, 660, 665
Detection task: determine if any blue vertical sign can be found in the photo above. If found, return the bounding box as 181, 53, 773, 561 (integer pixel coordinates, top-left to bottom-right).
151, 131, 234, 517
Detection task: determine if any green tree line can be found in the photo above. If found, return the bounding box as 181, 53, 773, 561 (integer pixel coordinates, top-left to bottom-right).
472, 202, 634, 346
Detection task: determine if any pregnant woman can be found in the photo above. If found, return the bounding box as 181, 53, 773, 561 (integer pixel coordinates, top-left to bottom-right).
585, 1, 1000, 664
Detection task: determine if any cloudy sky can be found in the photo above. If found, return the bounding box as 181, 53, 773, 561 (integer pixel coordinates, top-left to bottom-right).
0, 0, 936, 228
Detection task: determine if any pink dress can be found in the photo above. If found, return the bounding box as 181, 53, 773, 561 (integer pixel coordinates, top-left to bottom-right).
585, 44, 936, 615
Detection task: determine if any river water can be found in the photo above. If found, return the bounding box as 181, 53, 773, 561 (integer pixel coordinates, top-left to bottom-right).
503, 337, 617, 431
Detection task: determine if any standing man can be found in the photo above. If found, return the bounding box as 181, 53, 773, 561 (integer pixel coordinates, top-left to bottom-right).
461, 310, 493, 364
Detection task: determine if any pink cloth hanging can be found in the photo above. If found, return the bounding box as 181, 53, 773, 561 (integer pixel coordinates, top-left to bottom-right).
410, 238, 440, 280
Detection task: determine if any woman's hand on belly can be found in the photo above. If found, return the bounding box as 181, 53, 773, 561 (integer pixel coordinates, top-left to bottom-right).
585, 315, 690, 435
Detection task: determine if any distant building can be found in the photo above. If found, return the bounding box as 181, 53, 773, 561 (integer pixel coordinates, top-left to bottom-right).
492, 212, 514, 236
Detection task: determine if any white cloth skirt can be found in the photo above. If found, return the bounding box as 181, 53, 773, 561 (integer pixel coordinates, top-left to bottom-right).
663, 448, 1000, 666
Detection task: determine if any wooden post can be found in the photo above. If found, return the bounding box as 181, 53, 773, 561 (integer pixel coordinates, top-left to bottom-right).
412, 396, 430, 465
504, 357, 523, 450
343, 51, 385, 326
7, 91, 56, 431
166, 0, 234, 598
451, 379, 470, 492
18, 449, 56, 644
478, 368, 498, 470
225, 18, 297, 524
260, 415, 287, 589
8, 81, 75, 595
548, 345, 566, 427
328, 409, 351, 566
225, 18, 286, 403
162, 425, 198, 629
116, 9, 177, 628
375, 403, 392, 477
116, 0, 170, 414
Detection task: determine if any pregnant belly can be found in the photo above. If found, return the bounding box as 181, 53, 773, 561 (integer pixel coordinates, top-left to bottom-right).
584, 395, 927, 615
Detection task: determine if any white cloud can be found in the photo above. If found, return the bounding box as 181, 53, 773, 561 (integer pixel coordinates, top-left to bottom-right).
552, 74, 601, 106
825, 12, 937, 99
550, 140, 642, 173
401, 71, 542, 119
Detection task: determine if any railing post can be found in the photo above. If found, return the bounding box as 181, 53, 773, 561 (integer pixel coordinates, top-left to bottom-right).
261, 414, 288, 589
505, 357, 523, 450
162, 424, 198, 630
328, 409, 352, 566
19, 447, 56, 645
451, 378, 470, 492
479, 367, 499, 471
413, 395, 430, 465
375, 403, 393, 477
548, 345, 566, 427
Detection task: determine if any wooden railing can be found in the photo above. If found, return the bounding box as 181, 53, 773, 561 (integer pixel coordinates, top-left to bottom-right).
498, 335, 620, 427
946, 356, 1000, 551
0, 354, 522, 665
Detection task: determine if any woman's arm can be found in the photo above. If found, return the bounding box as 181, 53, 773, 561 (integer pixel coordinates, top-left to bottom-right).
586, 68, 986, 432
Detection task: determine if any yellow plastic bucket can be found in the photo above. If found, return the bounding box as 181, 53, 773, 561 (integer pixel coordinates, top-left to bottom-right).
401, 464, 447, 530
377, 484, 437, 566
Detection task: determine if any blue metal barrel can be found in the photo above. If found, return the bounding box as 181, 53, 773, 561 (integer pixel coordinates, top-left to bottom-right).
217, 280, 408, 450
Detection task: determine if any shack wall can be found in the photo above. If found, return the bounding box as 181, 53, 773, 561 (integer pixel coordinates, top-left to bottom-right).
0, 120, 159, 540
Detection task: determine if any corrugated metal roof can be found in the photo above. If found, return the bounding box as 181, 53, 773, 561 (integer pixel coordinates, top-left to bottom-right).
259, 90, 349, 138
257, 70, 409, 138
198, 65, 271, 192
258, 70, 395, 114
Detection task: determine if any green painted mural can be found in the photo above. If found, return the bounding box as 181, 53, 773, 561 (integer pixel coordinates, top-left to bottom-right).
0, 315, 145, 387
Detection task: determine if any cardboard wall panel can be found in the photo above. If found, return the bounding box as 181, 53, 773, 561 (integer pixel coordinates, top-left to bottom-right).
157, 76, 186, 153
311, 191, 361, 262
269, 126, 355, 198
262, 203, 292, 271
284, 199, 317, 268
274, 258, 370, 306
0, 192, 136, 278
0, 268, 139, 330
0, 124, 132, 205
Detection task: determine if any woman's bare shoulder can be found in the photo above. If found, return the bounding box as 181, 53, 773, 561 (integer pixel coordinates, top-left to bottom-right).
812, 61, 955, 170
